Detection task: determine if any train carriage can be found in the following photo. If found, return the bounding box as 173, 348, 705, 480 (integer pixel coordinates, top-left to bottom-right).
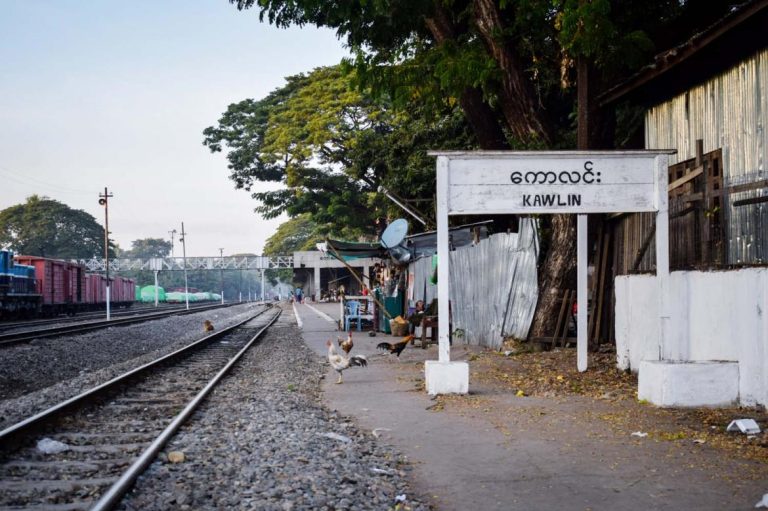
1, 251, 136, 317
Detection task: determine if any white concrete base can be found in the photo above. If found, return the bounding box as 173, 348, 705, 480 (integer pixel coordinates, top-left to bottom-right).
638, 360, 739, 407
424, 361, 469, 395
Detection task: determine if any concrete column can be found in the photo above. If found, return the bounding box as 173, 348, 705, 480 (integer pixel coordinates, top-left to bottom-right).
314, 266, 321, 301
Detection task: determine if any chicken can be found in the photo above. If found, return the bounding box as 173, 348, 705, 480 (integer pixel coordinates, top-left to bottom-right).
326, 339, 367, 384
203, 319, 214, 332
377, 335, 414, 358
338, 332, 353, 354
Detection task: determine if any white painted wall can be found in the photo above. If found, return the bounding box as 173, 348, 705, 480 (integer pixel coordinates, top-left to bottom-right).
616, 268, 768, 406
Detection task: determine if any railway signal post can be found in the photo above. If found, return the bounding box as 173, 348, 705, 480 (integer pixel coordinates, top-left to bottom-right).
99, 187, 114, 321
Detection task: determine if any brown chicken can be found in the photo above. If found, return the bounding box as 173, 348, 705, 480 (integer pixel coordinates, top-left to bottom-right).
203, 320, 214, 332
337, 332, 353, 354
377, 335, 414, 357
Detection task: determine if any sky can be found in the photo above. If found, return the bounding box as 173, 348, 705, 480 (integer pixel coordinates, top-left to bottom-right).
0, 0, 349, 257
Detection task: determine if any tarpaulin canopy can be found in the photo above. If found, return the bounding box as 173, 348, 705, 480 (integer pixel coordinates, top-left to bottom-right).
322, 239, 386, 261
324, 220, 491, 265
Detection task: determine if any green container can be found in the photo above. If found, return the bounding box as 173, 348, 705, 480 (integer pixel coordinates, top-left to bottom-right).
140, 286, 166, 303
376, 291, 404, 334
165, 291, 183, 303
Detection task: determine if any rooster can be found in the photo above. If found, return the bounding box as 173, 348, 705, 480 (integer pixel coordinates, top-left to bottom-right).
337, 331, 353, 354
326, 339, 367, 384
203, 320, 214, 332
377, 334, 414, 358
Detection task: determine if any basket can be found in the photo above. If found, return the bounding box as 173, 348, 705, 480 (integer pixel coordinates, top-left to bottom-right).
389, 319, 409, 337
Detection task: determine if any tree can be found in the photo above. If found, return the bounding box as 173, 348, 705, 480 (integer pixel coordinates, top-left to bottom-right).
0, 196, 113, 259
204, 65, 473, 236
123, 238, 172, 258
228, 0, 726, 339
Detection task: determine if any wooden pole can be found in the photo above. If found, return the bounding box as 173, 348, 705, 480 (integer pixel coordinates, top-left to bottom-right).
325, 243, 392, 320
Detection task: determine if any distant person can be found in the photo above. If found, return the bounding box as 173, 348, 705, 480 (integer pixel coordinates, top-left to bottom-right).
408, 300, 425, 334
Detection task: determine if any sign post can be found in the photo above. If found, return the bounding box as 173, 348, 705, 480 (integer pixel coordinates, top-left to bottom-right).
427, 150, 674, 395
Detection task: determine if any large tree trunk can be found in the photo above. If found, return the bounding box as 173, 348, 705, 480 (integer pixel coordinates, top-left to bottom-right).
472, 0, 555, 145
425, 6, 509, 150
529, 214, 576, 337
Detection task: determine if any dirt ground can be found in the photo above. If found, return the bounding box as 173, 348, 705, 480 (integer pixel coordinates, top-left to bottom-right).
400, 341, 768, 476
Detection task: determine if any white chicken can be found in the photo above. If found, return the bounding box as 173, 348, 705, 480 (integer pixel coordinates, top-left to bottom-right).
326, 339, 367, 384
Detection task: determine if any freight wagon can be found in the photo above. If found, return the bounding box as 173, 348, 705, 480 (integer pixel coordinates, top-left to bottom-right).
0, 250, 136, 318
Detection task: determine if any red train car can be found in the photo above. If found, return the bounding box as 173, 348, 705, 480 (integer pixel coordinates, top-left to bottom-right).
14, 255, 135, 315
112, 277, 135, 307
14, 256, 85, 315
85, 273, 106, 306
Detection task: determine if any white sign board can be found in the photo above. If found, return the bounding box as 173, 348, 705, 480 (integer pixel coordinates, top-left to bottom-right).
444, 151, 668, 214
426, 150, 674, 394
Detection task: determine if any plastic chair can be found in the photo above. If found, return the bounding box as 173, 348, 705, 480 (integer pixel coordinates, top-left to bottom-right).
344, 300, 362, 331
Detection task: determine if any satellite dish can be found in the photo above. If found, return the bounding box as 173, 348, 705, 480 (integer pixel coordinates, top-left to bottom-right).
380, 219, 411, 263
380, 218, 408, 248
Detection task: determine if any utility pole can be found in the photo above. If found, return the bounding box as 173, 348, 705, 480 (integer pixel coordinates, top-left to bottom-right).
180, 222, 189, 311
99, 187, 114, 320
219, 248, 225, 305
169, 229, 177, 257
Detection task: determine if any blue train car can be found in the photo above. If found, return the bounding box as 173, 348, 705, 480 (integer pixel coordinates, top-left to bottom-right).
0, 249, 42, 318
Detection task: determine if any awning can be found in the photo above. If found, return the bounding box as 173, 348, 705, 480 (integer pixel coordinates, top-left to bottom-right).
323, 239, 386, 261
324, 220, 491, 265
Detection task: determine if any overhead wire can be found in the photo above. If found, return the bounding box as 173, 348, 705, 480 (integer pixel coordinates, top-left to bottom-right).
0, 165, 94, 196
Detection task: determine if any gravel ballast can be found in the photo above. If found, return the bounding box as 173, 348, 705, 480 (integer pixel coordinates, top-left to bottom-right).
0, 303, 267, 428
119, 309, 430, 511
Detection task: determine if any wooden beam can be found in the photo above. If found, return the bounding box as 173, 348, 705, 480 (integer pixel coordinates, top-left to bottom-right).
668, 165, 703, 191
733, 195, 768, 207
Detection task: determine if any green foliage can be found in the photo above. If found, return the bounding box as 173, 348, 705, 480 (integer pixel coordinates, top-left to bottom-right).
556, 0, 653, 72
262, 215, 322, 286
123, 238, 173, 258
204, 64, 474, 236
0, 196, 114, 259
263, 215, 322, 255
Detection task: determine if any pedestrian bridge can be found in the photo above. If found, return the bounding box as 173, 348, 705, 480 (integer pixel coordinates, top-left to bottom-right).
78, 251, 382, 301
76, 255, 294, 272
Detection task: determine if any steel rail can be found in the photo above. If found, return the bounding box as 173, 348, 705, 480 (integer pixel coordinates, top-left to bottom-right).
0, 302, 189, 330
91, 308, 281, 511
0, 304, 272, 446
0, 302, 240, 346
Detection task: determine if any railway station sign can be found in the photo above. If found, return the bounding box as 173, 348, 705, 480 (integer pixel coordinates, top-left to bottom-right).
425, 150, 675, 395
441, 151, 669, 214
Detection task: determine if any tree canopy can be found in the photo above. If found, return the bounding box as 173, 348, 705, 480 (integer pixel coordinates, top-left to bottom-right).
224, 0, 739, 337
0, 196, 113, 259
204, 65, 474, 237
122, 238, 173, 259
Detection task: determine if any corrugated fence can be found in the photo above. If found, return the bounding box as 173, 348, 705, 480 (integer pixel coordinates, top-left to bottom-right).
409, 218, 539, 349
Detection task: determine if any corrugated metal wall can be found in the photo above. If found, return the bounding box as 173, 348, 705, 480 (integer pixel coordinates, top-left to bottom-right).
645, 48, 767, 265
410, 218, 539, 349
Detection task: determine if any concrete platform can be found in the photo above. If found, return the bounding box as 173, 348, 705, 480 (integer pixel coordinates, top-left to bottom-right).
638, 360, 740, 407
294, 301, 768, 511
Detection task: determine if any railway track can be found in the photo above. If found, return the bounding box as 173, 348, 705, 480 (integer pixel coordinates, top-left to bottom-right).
0, 302, 189, 331
0, 305, 280, 510
0, 302, 240, 347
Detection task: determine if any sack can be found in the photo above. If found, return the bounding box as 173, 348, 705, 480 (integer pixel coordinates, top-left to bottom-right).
389, 319, 409, 337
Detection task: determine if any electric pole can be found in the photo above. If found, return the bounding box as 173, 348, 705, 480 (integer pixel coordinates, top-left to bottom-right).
99, 187, 113, 320
180, 222, 189, 310
219, 247, 225, 305
169, 229, 177, 258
